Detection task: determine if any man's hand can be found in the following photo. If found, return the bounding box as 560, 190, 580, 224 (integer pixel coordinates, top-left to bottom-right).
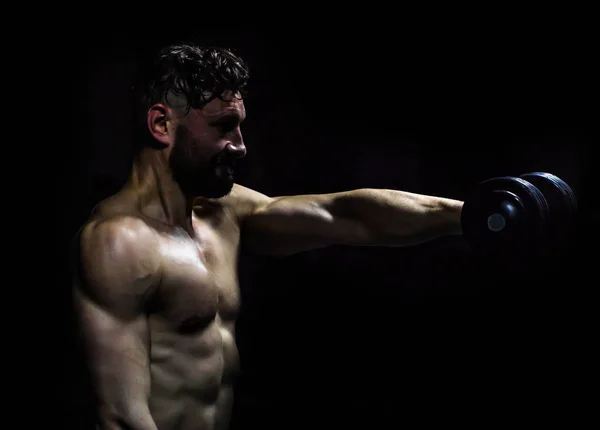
230, 185, 463, 256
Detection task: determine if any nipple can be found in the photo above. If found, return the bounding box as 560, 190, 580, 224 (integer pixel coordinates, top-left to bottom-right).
178, 314, 214, 334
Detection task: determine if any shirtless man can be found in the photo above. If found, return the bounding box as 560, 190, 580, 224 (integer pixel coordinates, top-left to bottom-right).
72, 43, 464, 430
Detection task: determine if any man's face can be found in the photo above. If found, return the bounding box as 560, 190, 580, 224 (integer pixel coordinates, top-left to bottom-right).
168, 92, 247, 199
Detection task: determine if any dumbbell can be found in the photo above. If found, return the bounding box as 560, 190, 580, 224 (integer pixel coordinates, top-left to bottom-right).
460, 172, 577, 257
519, 172, 578, 247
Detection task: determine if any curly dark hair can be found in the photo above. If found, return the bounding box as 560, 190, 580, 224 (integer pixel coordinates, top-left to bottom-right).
132, 43, 250, 148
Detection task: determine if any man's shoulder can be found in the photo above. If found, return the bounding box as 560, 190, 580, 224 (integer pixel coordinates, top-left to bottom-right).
75, 213, 160, 265
73, 213, 162, 292
228, 183, 272, 205
217, 183, 273, 220
82, 212, 156, 241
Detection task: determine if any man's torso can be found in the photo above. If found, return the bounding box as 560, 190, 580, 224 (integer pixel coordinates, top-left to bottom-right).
85, 189, 250, 430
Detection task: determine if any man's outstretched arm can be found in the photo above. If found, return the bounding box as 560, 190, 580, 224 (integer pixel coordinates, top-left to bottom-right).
233, 185, 463, 256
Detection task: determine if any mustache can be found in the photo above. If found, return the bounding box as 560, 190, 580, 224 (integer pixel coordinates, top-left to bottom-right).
212, 151, 236, 167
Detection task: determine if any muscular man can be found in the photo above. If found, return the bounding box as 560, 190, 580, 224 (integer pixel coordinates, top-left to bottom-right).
72, 44, 463, 430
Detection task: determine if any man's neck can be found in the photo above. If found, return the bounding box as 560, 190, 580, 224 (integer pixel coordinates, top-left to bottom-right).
128, 147, 195, 233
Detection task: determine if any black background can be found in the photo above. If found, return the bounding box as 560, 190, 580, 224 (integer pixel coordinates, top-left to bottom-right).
56, 24, 595, 429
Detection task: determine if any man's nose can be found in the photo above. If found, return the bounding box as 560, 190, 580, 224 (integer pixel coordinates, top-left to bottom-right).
226, 139, 247, 158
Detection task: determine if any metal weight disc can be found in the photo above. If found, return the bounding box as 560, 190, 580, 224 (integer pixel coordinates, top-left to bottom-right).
461, 176, 550, 257
520, 172, 577, 248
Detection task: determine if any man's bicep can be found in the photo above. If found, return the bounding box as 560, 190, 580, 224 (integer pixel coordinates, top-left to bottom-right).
74, 289, 155, 427
74, 288, 151, 384
73, 218, 159, 427
75, 286, 150, 374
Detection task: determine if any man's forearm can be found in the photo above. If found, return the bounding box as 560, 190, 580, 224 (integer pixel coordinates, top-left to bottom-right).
334, 188, 463, 246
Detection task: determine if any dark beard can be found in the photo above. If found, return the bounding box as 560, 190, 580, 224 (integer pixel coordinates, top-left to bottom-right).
170, 125, 235, 199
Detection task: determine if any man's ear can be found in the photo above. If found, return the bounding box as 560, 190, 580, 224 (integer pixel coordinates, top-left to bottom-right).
147, 104, 172, 146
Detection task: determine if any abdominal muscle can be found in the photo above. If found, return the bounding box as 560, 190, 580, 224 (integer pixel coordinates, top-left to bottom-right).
148, 317, 239, 430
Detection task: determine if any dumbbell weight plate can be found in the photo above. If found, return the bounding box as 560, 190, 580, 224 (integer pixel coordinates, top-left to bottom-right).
461, 176, 550, 257
520, 172, 577, 248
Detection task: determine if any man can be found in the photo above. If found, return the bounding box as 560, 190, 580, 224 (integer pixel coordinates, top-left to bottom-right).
72, 43, 463, 430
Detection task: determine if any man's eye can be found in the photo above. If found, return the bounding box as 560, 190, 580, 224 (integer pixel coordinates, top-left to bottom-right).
217, 121, 237, 134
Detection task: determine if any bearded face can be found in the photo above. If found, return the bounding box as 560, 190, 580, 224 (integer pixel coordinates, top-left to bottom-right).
170, 123, 238, 199
168, 93, 247, 199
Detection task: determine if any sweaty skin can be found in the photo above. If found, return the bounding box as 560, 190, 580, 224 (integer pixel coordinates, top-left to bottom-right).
73, 94, 463, 430
75, 189, 248, 430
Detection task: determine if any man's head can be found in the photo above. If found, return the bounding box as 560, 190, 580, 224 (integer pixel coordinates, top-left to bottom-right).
133, 43, 249, 198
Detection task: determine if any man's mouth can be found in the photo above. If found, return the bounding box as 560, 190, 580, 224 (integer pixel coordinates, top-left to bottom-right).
216, 164, 233, 175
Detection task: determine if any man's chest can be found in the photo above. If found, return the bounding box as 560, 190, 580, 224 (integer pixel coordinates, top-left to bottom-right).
150, 211, 242, 329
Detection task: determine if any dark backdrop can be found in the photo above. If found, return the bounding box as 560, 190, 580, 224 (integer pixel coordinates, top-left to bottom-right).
61, 28, 595, 428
